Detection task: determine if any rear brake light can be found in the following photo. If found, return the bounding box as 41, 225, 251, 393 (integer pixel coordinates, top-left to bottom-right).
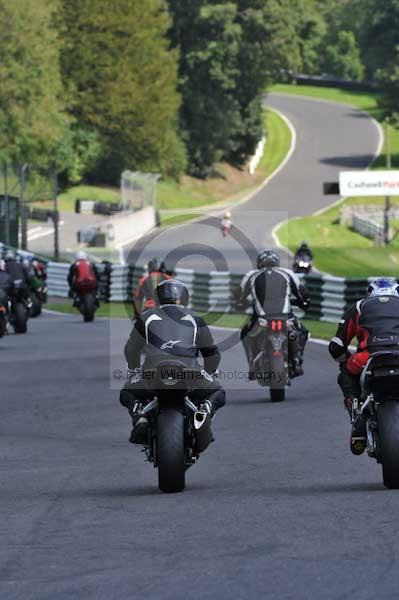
271, 319, 283, 331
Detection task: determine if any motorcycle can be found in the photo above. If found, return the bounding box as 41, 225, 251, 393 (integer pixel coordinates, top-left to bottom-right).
9, 279, 31, 334
74, 290, 98, 322
135, 361, 213, 493
28, 275, 48, 318
293, 253, 313, 274
221, 218, 232, 238
358, 351, 399, 489
249, 315, 303, 402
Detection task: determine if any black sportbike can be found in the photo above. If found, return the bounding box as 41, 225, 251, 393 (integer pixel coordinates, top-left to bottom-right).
9, 279, 31, 334
73, 291, 98, 322
249, 315, 303, 402
358, 351, 399, 489
135, 361, 213, 493
293, 253, 313, 274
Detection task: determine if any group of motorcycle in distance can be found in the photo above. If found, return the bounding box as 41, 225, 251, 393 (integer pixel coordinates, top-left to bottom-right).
0, 247, 48, 338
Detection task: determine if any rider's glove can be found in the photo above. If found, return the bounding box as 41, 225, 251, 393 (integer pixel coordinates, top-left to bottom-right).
128, 367, 142, 383
201, 369, 214, 383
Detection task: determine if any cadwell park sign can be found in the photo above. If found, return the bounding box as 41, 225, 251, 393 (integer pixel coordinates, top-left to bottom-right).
339, 170, 399, 197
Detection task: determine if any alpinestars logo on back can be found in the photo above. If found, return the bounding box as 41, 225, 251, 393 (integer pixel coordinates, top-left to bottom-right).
161, 340, 182, 350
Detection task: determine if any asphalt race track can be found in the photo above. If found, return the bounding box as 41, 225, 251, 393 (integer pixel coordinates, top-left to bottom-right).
2, 313, 399, 600
2, 97, 398, 600
126, 93, 381, 273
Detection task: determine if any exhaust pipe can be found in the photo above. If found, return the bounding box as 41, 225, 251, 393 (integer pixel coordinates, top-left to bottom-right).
193, 410, 213, 453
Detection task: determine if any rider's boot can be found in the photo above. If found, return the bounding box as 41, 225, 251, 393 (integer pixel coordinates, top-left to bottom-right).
345, 397, 367, 455
120, 389, 149, 445
129, 402, 149, 445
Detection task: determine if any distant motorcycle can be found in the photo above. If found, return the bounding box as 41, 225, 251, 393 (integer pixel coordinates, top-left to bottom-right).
134, 360, 213, 493
74, 290, 98, 322
28, 274, 47, 318
357, 351, 399, 489
221, 217, 232, 238
293, 253, 313, 274
9, 279, 31, 334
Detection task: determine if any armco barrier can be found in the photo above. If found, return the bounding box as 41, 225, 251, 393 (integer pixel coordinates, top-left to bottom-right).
46, 263, 374, 324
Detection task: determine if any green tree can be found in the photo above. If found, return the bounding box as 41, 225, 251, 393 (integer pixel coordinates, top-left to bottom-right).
0, 0, 68, 166
169, 1, 242, 177
59, 0, 186, 183
322, 30, 364, 80
229, 0, 303, 161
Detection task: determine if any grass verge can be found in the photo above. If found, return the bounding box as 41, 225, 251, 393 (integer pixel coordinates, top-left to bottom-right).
272, 83, 399, 277
45, 303, 335, 340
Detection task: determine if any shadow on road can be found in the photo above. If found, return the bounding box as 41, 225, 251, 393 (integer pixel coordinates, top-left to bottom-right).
319, 154, 374, 168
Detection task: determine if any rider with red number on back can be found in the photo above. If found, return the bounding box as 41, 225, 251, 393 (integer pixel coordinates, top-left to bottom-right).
68, 251, 98, 303
329, 277, 399, 455
238, 249, 309, 376
134, 257, 171, 315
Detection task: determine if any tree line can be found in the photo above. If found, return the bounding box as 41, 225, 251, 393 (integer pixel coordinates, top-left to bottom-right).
0, 0, 397, 186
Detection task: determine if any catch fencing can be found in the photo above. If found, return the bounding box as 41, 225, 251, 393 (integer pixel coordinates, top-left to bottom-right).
46, 262, 373, 324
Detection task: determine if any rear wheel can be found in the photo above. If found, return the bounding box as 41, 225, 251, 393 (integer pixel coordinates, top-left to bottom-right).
378, 400, 399, 489
13, 303, 28, 334
81, 294, 95, 322
157, 409, 185, 493
270, 388, 285, 402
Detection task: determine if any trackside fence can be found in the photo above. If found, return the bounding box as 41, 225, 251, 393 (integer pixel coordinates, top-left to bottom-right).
45, 262, 374, 324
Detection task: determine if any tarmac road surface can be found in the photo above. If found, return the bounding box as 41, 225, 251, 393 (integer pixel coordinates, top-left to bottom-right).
1, 313, 399, 600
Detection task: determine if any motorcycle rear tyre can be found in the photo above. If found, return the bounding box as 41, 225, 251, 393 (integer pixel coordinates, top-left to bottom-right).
378, 400, 399, 489
13, 303, 28, 334
157, 409, 185, 493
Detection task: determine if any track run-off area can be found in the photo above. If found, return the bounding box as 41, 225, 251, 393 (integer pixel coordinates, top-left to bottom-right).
2, 95, 398, 600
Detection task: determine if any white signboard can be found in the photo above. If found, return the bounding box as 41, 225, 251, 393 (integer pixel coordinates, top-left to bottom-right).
339, 170, 399, 197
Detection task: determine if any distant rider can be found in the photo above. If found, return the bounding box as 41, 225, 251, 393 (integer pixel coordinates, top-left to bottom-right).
134, 257, 171, 315
329, 277, 399, 455
294, 240, 313, 262
221, 211, 232, 237
238, 249, 309, 376
3, 250, 29, 285
67, 251, 99, 304
120, 279, 226, 444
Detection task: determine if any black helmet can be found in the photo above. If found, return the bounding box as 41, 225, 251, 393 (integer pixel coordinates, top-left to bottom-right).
147, 256, 161, 273
4, 249, 16, 261
148, 257, 162, 273
155, 279, 189, 306
257, 249, 280, 269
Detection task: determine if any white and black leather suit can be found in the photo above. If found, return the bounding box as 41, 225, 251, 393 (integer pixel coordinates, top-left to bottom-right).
120, 304, 226, 413
239, 266, 309, 366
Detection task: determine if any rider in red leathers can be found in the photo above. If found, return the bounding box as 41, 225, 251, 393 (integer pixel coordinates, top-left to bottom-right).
329, 277, 399, 455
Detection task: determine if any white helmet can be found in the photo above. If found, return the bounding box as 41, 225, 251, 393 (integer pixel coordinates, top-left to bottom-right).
367, 277, 399, 298
76, 250, 87, 261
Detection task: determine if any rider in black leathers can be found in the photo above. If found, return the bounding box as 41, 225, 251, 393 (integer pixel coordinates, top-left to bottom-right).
294, 241, 313, 262
120, 279, 226, 444
3, 250, 29, 286
239, 249, 309, 375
